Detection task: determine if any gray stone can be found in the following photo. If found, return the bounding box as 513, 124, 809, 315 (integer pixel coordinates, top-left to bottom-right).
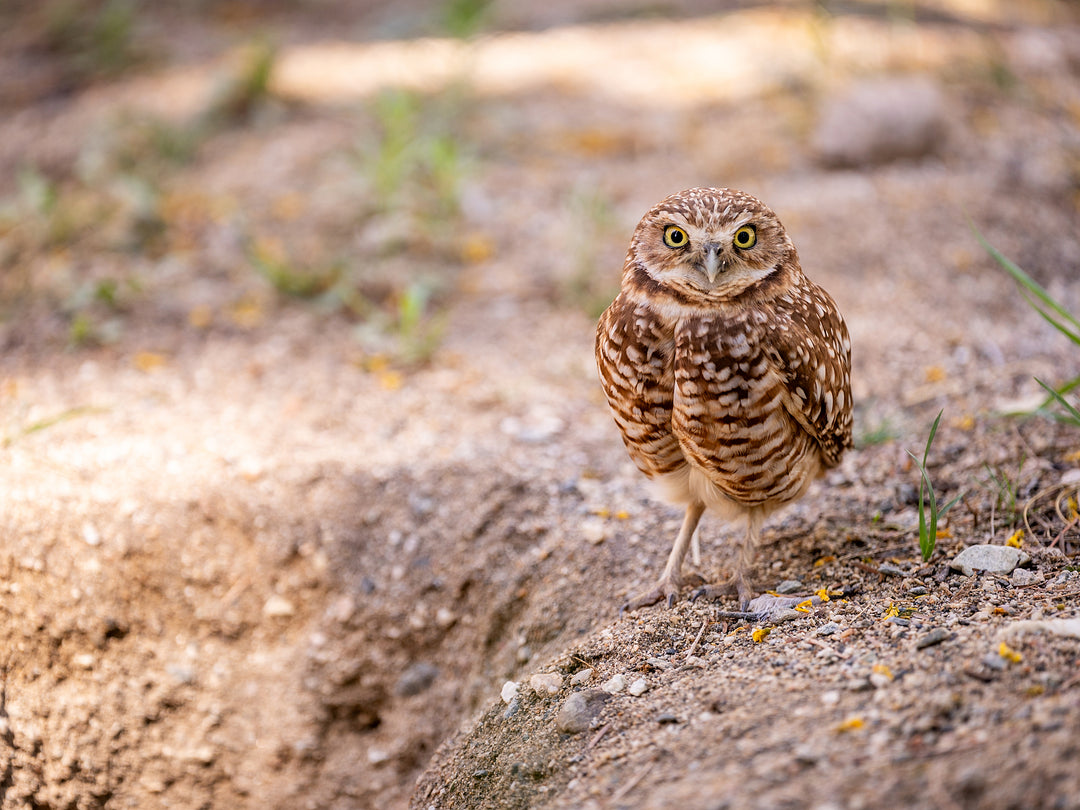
915, 627, 950, 649
950, 544, 1031, 577
556, 689, 611, 734
1010, 568, 1040, 587
394, 662, 440, 697
812, 77, 948, 167
776, 579, 804, 594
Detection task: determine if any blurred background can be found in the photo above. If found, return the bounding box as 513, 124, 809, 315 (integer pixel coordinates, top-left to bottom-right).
1, 1, 1079, 808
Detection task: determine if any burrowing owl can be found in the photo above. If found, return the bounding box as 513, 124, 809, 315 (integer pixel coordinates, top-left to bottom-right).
595, 187, 852, 612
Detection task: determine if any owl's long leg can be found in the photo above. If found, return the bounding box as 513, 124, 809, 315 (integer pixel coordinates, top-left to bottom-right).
691, 507, 762, 609
621, 500, 706, 613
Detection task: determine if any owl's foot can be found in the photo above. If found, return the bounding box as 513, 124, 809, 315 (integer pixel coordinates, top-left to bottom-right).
689, 573, 754, 610
620, 572, 705, 615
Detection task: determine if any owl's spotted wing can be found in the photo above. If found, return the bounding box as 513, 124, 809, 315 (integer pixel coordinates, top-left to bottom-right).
595, 292, 685, 479
766, 277, 853, 468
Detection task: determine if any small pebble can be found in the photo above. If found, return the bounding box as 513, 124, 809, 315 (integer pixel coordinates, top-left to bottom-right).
601, 673, 627, 694
980, 653, 1007, 672
772, 609, 802, 624
817, 622, 841, 636
657, 713, 679, 725
501, 681, 520, 704
263, 595, 296, 618
776, 579, 803, 594
582, 519, 607, 545
878, 563, 907, 577
950, 545, 1030, 577
628, 678, 648, 697
570, 668, 593, 686
394, 662, 440, 697
1010, 568, 1039, 587
916, 628, 950, 649
73, 653, 94, 670
503, 696, 520, 719
529, 672, 563, 696
869, 671, 892, 689
908, 586, 929, 596
645, 657, 672, 670
556, 689, 610, 734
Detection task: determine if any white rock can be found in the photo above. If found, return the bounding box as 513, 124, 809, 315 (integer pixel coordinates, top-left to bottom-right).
263, 595, 296, 617
82, 523, 101, 546
600, 673, 627, 694
570, 668, 593, 686
628, 677, 648, 697
813, 77, 948, 167
529, 672, 563, 696
950, 545, 1030, 577
73, 653, 95, 670
501, 680, 520, 704
582, 518, 607, 545
1003, 618, 1080, 640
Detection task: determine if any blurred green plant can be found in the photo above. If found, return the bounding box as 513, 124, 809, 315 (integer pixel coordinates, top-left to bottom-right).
394, 280, 447, 364
908, 410, 962, 562
248, 237, 344, 300
440, 0, 493, 38
359, 89, 466, 220
973, 224, 1080, 426
42, 0, 141, 79
854, 416, 899, 449
980, 457, 1025, 535
560, 188, 622, 318
206, 38, 278, 126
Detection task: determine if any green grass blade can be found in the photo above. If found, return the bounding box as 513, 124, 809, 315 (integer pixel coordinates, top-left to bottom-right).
1036, 378, 1080, 426
970, 223, 1080, 337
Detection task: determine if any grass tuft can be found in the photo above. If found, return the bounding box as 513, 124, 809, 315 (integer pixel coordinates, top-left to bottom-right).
907, 409, 962, 562
972, 222, 1080, 425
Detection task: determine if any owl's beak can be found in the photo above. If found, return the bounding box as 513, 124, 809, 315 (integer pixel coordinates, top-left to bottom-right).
701, 242, 723, 283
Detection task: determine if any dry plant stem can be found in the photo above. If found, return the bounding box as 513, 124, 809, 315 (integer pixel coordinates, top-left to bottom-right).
608, 758, 657, 805
685, 620, 708, 660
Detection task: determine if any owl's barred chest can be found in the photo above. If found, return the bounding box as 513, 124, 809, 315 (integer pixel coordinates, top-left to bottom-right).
611, 302, 817, 503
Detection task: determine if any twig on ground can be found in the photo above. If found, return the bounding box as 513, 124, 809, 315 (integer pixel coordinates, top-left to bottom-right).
685, 620, 709, 660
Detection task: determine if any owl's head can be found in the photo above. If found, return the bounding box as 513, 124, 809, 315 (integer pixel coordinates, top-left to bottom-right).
627, 187, 796, 300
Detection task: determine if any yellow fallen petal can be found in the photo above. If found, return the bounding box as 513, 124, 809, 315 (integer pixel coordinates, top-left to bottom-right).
795, 600, 813, 613
751, 627, 771, 643
816, 588, 831, 602
882, 603, 899, 620
924, 365, 947, 383
460, 233, 495, 264
1006, 529, 1023, 548
615, 510, 630, 520
133, 351, 167, 372
998, 641, 1022, 664
188, 305, 213, 329
813, 555, 835, 568
375, 369, 403, 391
836, 716, 864, 732
872, 663, 893, 680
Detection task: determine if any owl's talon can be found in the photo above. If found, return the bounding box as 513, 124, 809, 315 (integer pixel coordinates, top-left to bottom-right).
620, 576, 682, 615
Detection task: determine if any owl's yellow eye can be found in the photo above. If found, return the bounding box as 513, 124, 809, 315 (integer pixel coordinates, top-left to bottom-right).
663, 225, 689, 249
733, 225, 757, 249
